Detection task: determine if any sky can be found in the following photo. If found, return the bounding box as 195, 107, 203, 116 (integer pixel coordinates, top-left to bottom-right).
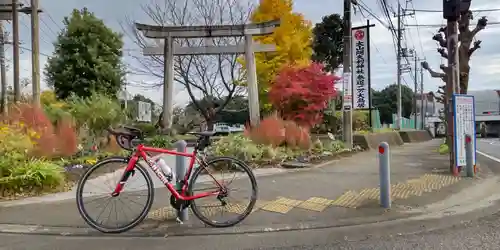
4, 0, 500, 106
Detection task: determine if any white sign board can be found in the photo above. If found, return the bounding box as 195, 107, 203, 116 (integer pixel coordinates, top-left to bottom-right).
342, 72, 352, 110
453, 94, 476, 167
137, 101, 152, 122
352, 27, 370, 109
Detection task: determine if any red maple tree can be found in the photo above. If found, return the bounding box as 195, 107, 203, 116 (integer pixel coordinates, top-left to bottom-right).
269, 63, 338, 127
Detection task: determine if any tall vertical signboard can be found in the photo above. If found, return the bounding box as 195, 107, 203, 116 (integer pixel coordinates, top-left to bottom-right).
352, 21, 374, 124
453, 94, 476, 167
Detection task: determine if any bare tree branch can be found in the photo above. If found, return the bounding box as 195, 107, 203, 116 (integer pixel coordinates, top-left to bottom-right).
437, 48, 448, 59
421, 61, 447, 79
469, 40, 481, 56
432, 33, 447, 48
472, 16, 488, 36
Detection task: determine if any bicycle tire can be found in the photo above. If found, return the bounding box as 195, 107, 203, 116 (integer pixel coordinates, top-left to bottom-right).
76, 156, 155, 233
189, 156, 258, 227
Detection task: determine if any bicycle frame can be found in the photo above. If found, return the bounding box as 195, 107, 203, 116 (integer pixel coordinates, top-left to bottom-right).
112, 143, 222, 201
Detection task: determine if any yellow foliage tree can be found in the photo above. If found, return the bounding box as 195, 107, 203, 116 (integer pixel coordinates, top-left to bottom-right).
240, 0, 313, 110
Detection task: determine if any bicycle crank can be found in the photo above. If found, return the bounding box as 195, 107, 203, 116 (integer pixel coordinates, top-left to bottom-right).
170, 194, 190, 210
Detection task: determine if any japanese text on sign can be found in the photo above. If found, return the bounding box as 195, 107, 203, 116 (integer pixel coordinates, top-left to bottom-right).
453, 95, 476, 167
351, 28, 370, 109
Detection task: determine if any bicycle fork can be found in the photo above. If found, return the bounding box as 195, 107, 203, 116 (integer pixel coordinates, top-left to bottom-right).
111, 156, 139, 196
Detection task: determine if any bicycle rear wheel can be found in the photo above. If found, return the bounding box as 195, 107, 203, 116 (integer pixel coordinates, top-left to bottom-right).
189, 156, 257, 227
76, 157, 154, 233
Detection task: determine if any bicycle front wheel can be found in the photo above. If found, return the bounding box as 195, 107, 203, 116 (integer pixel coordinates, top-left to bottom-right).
76, 157, 154, 233
189, 156, 258, 227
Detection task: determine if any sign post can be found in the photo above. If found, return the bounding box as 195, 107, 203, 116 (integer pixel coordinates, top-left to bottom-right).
352, 21, 375, 127
452, 94, 476, 175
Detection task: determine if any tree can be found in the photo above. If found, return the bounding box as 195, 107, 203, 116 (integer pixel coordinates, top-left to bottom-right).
242, 0, 313, 110
269, 63, 337, 127
311, 14, 343, 72
45, 8, 125, 100
422, 12, 487, 98
372, 84, 414, 124
124, 0, 249, 131
421, 11, 487, 164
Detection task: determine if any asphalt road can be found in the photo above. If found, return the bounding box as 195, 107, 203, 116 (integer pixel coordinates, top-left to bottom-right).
1, 207, 500, 250
477, 138, 500, 159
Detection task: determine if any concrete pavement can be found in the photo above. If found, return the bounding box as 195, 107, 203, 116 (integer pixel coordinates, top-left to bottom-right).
2, 191, 500, 249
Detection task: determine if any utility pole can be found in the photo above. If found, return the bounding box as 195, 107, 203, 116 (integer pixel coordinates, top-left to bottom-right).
0, 22, 6, 115
420, 66, 424, 129
342, 0, 353, 148
12, 0, 20, 103
413, 54, 418, 128
396, 2, 402, 130
443, 0, 461, 174
30, 0, 40, 106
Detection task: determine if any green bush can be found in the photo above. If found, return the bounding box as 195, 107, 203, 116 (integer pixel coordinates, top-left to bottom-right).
438, 143, 449, 155
132, 122, 158, 137
149, 135, 172, 149
208, 134, 347, 164
0, 159, 65, 194
334, 110, 370, 131
66, 92, 125, 137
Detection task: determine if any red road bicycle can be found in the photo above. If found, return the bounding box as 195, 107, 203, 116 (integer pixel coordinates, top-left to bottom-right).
76, 126, 258, 233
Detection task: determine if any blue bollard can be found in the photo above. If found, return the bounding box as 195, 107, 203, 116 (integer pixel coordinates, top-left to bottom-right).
378, 142, 391, 208
465, 134, 474, 177
174, 140, 188, 223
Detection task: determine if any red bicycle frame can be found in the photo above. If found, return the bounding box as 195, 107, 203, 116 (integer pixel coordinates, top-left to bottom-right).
111, 144, 222, 201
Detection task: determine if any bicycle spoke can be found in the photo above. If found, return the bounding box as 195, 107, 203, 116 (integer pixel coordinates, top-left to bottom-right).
190, 157, 257, 227
77, 158, 153, 233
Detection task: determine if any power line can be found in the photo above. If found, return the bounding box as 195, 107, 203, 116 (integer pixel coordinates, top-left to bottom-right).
408, 0, 425, 59
19, 45, 50, 57
355, 0, 391, 29
355, 11, 390, 66
405, 22, 500, 28
406, 8, 500, 13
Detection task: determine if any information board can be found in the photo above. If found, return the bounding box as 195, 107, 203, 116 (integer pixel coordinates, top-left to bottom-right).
137, 101, 152, 122
342, 72, 352, 110
453, 94, 476, 167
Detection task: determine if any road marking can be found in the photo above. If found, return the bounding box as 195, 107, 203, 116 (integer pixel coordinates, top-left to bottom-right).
477, 150, 500, 163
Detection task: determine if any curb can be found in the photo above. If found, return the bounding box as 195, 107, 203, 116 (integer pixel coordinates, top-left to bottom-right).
0, 212, 414, 237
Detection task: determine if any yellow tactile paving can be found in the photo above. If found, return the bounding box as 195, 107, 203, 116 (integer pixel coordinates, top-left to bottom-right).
224, 202, 248, 214
261, 202, 295, 214
260, 197, 303, 214
147, 174, 464, 219
328, 174, 462, 208
296, 202, 329, 212
274, 197, 303, 207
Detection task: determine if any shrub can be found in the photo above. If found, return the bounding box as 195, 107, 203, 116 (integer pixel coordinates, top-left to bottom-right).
245, 114, 311, 150
0, 159, 65, 195
66, 92, 124, 138
244, 113, 285, 146
3, 103, 77, 158
149, 135, 172, 149
209, 134, 263, 162
438, 142, 449, 155
133, 122, 158, 137
54, 118, 78, 156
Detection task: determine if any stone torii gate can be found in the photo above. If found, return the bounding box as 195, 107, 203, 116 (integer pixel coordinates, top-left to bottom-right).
135, 20, 280, 129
